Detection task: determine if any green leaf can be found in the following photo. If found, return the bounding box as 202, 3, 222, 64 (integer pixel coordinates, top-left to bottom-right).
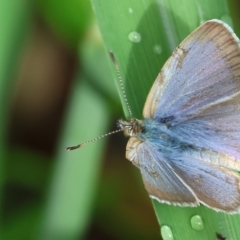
0, 0, 30, 232
91, 0, 240, 239
39, 75, 111, 239
36, 0, 93, 47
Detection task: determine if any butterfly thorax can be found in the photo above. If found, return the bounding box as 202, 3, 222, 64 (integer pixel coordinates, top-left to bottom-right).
137, 118, 194, 153
118, 118, 143, 137
118, 117, 190, 152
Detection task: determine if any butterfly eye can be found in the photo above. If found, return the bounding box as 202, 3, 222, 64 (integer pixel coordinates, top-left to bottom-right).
130, 118, 143, 136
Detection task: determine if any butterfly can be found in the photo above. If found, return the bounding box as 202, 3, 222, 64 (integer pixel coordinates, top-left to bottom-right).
68, 19, 240, 213
118, 19, 240, 213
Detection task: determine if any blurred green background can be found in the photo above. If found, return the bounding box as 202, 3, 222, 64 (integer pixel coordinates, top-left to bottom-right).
1, 0, 240, 240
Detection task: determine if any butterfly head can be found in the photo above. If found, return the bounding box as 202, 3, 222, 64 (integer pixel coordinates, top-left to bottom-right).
117, 118, 143, 137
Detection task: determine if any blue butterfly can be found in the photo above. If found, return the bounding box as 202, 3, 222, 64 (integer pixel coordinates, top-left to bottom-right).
68, 19, 240, 213
119, 19, 240, 213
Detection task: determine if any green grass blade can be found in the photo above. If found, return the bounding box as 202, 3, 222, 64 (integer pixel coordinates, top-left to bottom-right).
0, 0, 30, 232
91, 0, 240, 239
39, 77, 111, 240
3, 202, 42, 240
36, 0, 93, 47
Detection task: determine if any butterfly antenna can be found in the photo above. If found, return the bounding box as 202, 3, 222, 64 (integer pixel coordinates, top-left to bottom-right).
66, 129, 123, 151
109, 51, 133, 118
66, 52, 131, 151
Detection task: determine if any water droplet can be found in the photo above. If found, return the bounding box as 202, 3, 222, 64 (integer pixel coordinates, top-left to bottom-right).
153, 44, 162, 54
161, 225, 174, 240
190, 215, 204, 231
128, 8, 133, 14
128, 31, 141, 43
221, 15, 233, 27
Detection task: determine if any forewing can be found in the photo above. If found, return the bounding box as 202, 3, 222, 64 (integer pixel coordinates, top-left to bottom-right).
167, 150, 240, 212
143, 19, 240, 119
126, 137, 197, 205
169, 99, 240, 159
143, 19, 240, 159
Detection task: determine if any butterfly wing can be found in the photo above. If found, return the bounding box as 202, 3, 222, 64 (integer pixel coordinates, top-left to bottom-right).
126, 137, 198, 206
143, 20, 240, 160
126, 137, 240, 212
168, 148, 240, 212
